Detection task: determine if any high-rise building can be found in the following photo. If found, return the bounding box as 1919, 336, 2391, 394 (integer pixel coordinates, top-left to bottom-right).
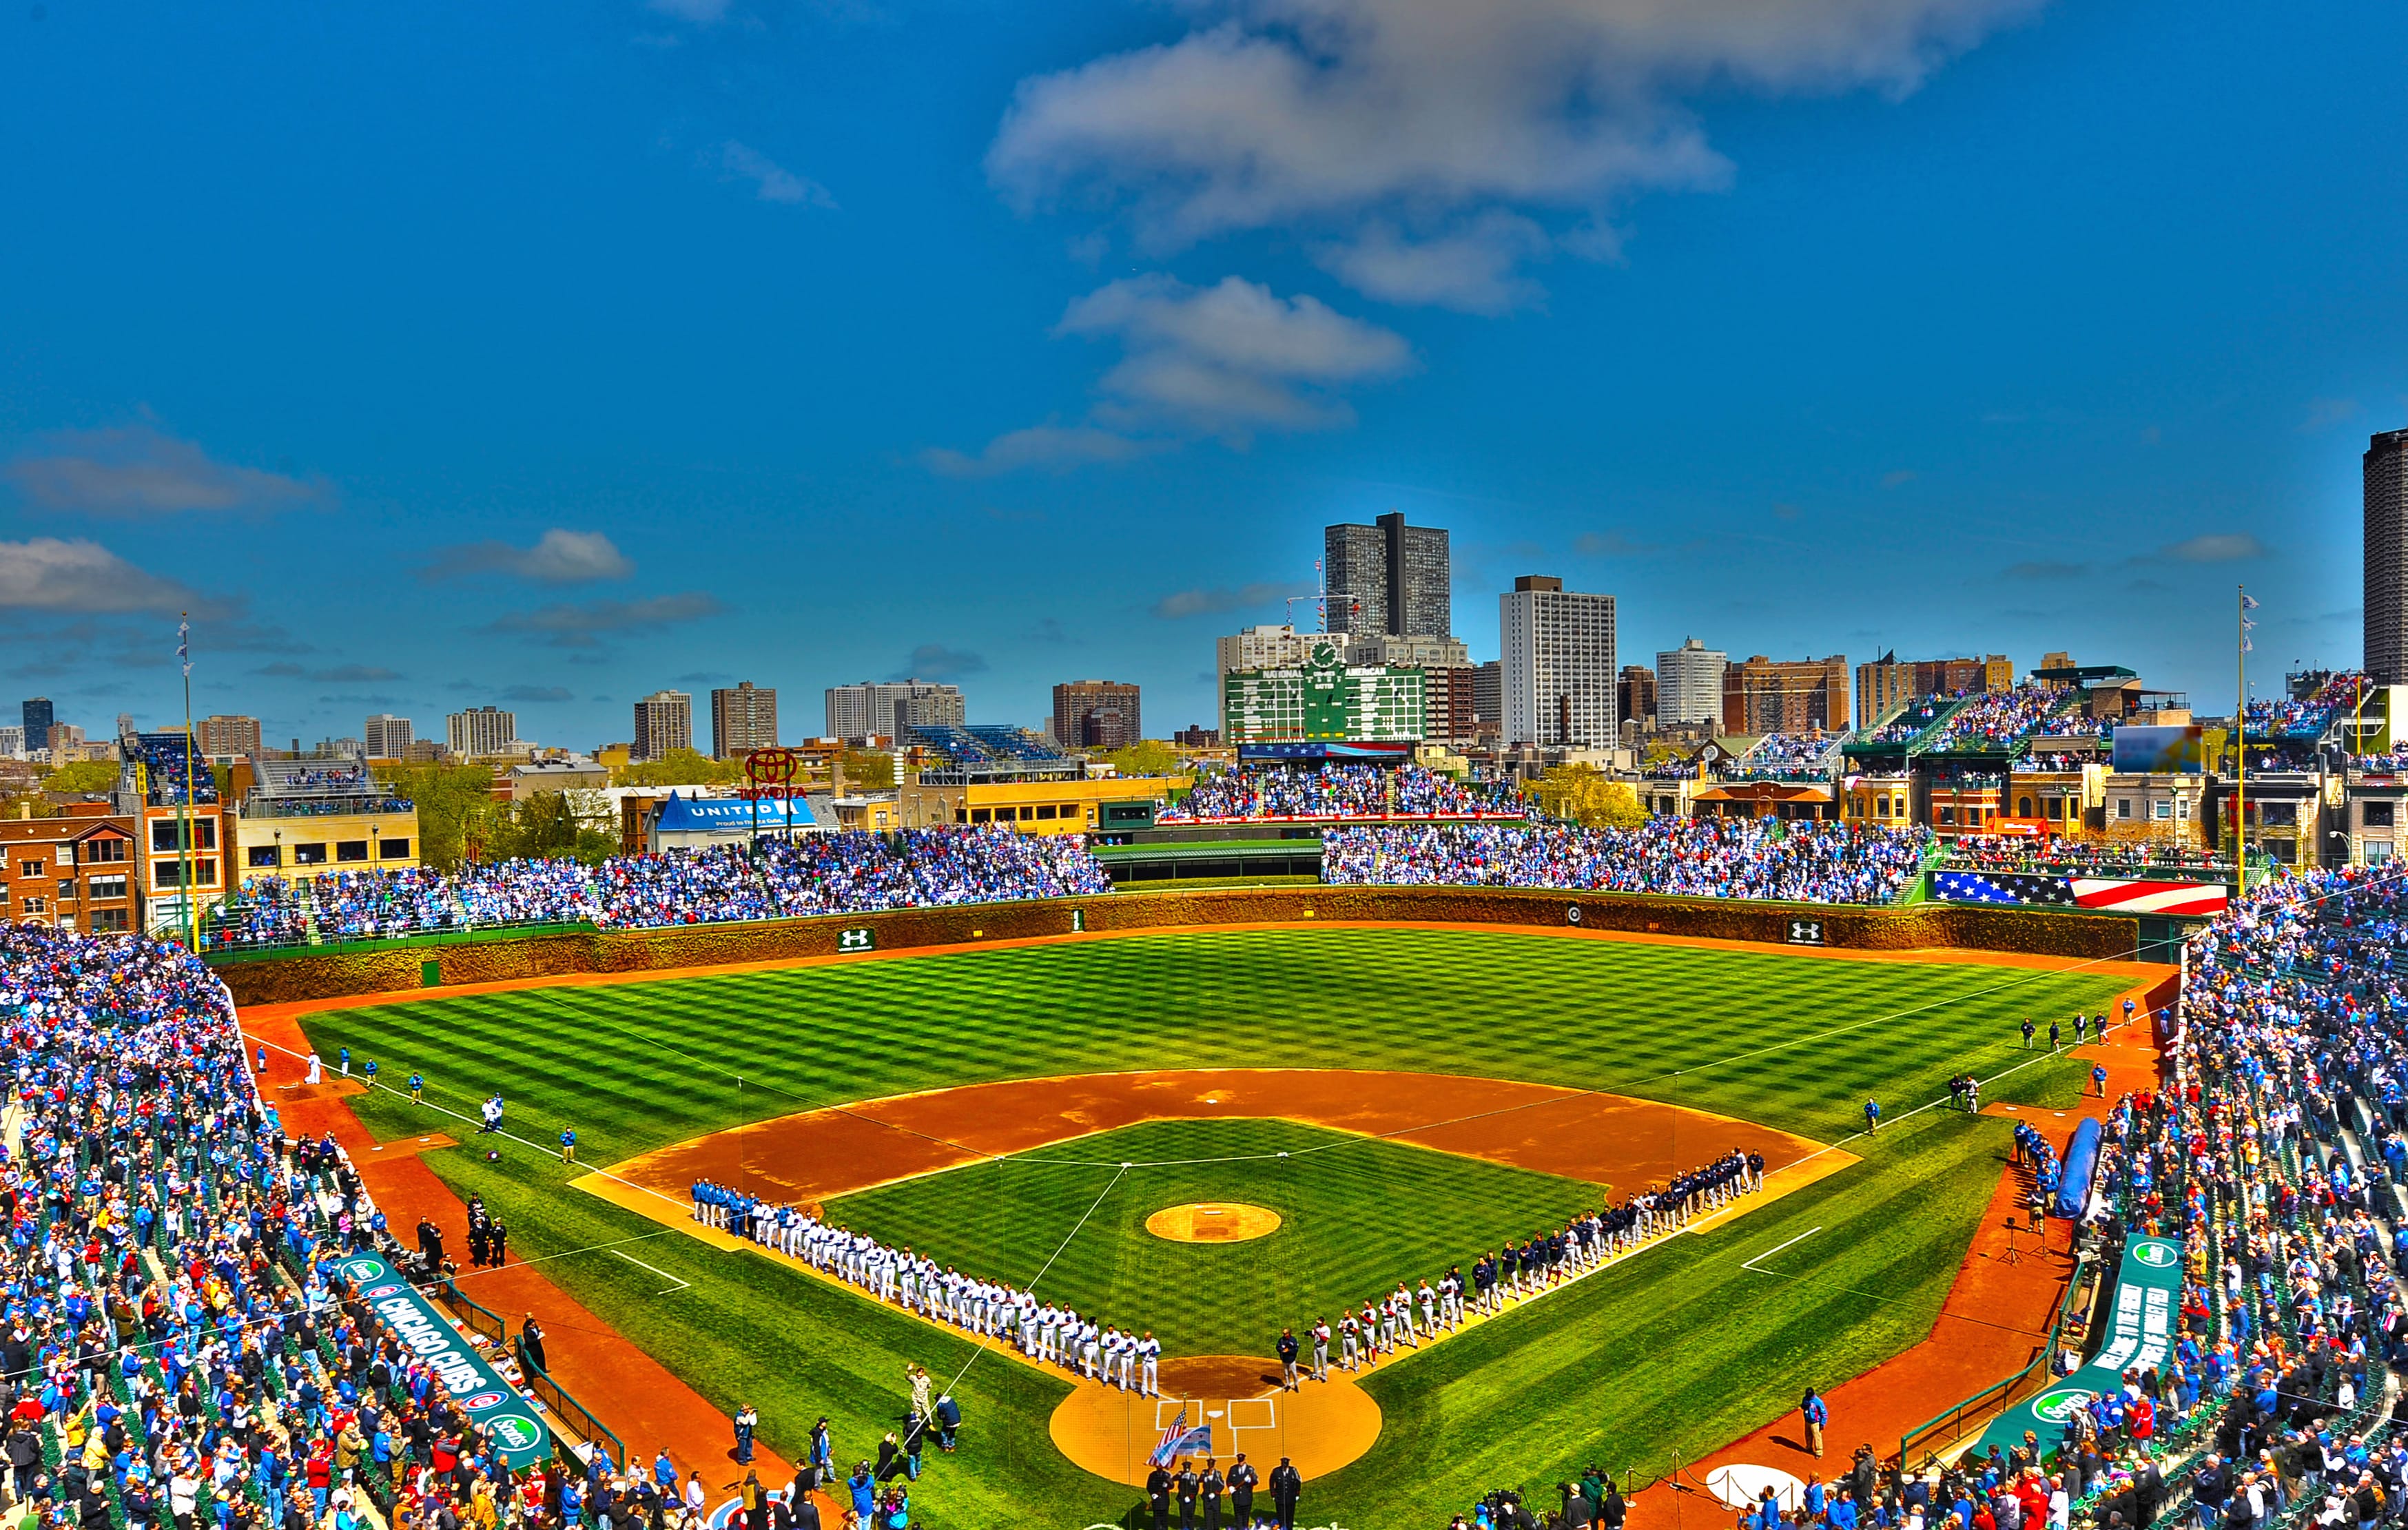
1217, 626, 1350, 674
1472, 661, 1502, 732
1499, 576, 1618, 747
0, 726, 21, 758
632, 690, 694, 763
1051, 680, 1142, 752
710, 681, 779, 759
1348, 634, 1472, 670
2369, 428, 2408, 683
1324, 511, 1452, 638
21, 699, 52, 752
446, 706, 517, 759
364, 714, 414, 758
1654, 638, 1727, 727
1423, 665, 1480, 744
1618, 665, 1659, 729
1722, 655, 1851, 735
194, 715, 263, 759
823, 681, 965, 743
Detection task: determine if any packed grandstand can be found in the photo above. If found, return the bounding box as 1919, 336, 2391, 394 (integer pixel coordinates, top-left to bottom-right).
1322, 818, 1933, 903
4, 840, 2401, 1530
1157, 763, 1521, 822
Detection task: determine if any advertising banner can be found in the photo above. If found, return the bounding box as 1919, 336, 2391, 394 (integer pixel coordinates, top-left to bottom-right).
2110, 725, 2205, 774
334, 1252, 550, 1467
1973, 1234, 2182, 1458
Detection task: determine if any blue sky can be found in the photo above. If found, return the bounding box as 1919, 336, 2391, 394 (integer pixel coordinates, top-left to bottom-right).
3, 0, 2402, 747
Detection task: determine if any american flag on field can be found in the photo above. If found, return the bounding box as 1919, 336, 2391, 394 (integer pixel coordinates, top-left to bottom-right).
1934, 871, 2227, 917
1148, 1404, 1213, 1469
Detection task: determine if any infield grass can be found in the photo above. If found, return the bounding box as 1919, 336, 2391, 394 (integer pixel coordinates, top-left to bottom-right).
825, 1116, 1605, 1356
311, 925, 2137, 1527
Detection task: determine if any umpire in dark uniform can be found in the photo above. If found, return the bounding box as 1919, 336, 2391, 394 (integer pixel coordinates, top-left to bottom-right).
1269, 1457, 1302, 1529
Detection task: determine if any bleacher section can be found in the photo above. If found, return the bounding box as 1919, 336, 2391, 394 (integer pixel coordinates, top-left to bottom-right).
1723, 732, 1842, 781
124, 730, 219, 805
245, 748, 414, 817
907, 722, 1082, 783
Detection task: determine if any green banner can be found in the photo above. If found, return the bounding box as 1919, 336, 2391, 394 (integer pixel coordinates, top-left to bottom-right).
335, 1252, 551, 1467
1973, 1234, 2182, 1459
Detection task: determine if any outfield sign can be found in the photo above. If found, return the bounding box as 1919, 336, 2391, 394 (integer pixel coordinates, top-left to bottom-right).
838, 927, 876, 953
1973, 1235, 2181, 1457
1785, 918, 1824, 945
333, 1252, 549, 1467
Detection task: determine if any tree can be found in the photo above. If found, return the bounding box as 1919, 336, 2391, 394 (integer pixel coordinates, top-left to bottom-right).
484, 792, 617, 867
378, 762, 500, 873
835, 749, 894, 791
614, 749, 743, 789
43, 760, 119, 795
1527, 763, 1647, 828
1105, 741, 1182, 777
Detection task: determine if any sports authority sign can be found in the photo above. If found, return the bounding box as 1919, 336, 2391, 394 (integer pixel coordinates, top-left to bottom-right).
335, 1253, 549, 1466
1975, 1235, 2181, 1457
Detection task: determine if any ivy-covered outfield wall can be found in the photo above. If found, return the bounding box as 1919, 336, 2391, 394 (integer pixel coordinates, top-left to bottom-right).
207, 885, 2149, 1009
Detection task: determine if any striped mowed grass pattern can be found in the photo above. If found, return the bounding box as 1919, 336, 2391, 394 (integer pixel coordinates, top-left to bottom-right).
311, 927, 2134, 1174
313, 928, 2134, 1527
823, 1117, 1605, 1356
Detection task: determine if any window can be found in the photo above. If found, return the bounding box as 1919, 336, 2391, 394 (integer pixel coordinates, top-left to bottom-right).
379, 838, 410, 860
969, 808, 991, 824
336, 840, 369, 863
2270, 840, 2296, 864
2367, 801, 2398, 829
88, 908, 128, 933
18, 858, 41, 878
248, 846, 282, 869
88, 876, 126, 902
1020, 805, 1036, 820
2261, 801, 2296, 827
2154, 800, 2172, 820
2117, 798, 2134, 819
1939, 806, 1955, 825
152, 822, 180, 852
292, 842, 328, 866
2371, 840, 2397, 865
19, 897, 43, 915
2017, 796, 2033, 817
2175, 798, 2190, 820
81, 839, 127, 864
150, 820, 218, 851
954, 809, 969, 824
55, 879, 75, 901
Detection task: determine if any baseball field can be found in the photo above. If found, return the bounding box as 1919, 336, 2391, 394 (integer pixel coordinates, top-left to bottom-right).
300, 924, 2138, 1526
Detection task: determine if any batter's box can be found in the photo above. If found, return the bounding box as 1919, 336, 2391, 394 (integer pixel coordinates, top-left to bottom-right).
1226, 1397, 1277, 1431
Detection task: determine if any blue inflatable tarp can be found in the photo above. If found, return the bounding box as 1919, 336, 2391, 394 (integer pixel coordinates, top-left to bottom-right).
2053, 1116, 2101, 1219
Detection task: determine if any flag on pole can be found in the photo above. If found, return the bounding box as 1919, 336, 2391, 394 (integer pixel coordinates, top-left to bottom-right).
178, 618, 191, 679
2241, 592, 2261, 609
1146, 1404, 1213, 1468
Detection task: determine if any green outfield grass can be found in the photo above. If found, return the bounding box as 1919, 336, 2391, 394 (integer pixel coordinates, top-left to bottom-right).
309, 925, 2137, 1526
824, 1116, 1605, 1355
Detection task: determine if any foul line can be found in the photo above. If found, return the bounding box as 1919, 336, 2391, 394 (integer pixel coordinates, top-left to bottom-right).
610, 1249, 692, 1295
1742, 1226, 1823, 1272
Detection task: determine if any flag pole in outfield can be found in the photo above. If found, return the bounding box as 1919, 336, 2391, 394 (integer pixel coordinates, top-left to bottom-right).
2236, 586, 2258, 889
178, 614, 199, 951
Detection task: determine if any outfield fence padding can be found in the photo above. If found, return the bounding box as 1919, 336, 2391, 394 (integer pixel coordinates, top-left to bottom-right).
209, 884, 2150, 1007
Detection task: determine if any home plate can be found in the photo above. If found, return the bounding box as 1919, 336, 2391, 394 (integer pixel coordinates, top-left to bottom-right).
1706, 1465, 1804, 1511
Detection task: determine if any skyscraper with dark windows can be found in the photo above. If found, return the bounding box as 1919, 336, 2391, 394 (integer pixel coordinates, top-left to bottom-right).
1323, 512, 1451, 639
2368, 428, 2408, 683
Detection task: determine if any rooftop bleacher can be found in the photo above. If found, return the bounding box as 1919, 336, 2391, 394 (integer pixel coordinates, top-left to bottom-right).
1723, 731, 1842, 781
907, 722, 1082, 783
125, 730, 219, 805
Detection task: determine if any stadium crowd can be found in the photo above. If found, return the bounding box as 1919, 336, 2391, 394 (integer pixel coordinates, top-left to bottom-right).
1729, 735, 1840, 781
1323, 819, 1932, 904
0, 924, 648, 1530
203, 828, 1111, 947
1157, 764, 1521, 823
1862, 694, 1966, 747
1942, 839, 2233, 876
1921, 688, 2074, 754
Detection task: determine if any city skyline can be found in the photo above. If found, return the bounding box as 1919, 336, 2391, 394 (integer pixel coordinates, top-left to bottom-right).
1, 3, 2399, 745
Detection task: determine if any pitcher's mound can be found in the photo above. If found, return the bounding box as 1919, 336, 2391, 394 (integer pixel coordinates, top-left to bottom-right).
1049, 1356, 1381, 1485
1146, 1202, 1282, 1243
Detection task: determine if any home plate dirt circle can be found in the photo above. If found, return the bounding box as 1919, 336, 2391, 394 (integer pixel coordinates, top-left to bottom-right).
1049, 1355, 1381, 1485
1145, 1202, 1282, 1243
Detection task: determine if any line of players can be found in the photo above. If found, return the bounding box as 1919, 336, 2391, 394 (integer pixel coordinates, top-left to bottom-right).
688, 1179, 1168, 1395
1275, 1147, 1769, 1382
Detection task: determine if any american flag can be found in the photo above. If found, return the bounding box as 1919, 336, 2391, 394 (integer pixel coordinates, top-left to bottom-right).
1934, 871, 2227, 916
1148, 1403, 1213, 1469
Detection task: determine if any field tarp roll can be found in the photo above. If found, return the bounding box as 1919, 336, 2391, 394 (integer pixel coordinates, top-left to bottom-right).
1973, 1234, 2182, 1460
2053, 1117, 2101, 1221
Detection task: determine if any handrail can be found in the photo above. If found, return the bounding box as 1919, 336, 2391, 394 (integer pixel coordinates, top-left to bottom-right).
434, 1276, 508, 1345
1897, 1242, 2094, 1466
522, 1359, 626, 1471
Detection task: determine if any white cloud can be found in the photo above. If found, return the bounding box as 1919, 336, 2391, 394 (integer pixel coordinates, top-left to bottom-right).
648, 0, 730, 22
719, 141, 837, 209
0, 538, 211, 614
921, 424, 1155, 477
6, 425, 328, 516
1314, 212, 1552, 313
1058, 273, 1412, 435
989, 0, 2036, 299
1153, 580, 1311, 618
487, 592, 728, 648
422, 529, 636, 584
2162, 533, 2267, 564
